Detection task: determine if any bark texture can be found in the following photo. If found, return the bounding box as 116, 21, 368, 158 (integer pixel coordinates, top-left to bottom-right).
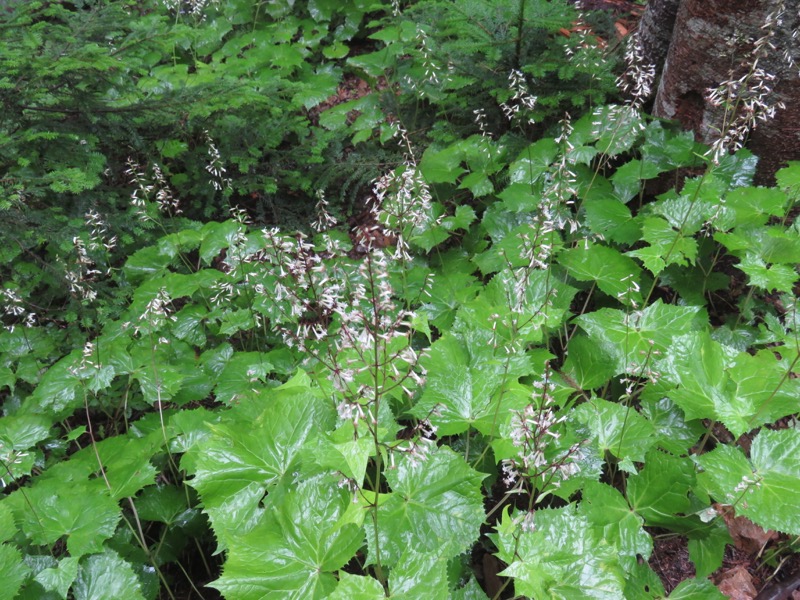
652, 0, 800, 184
637, 0, 680, 76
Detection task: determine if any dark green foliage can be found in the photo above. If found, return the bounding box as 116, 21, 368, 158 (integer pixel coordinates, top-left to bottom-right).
3, 1, 800, 598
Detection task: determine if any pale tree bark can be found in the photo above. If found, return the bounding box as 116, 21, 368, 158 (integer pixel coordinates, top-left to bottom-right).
648, 0, 800, 184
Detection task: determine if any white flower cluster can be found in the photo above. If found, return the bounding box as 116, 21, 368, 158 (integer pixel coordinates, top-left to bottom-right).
500, 69, 538, 125
204, 131, 232, 192
1, 287, 36, 331
126, 159, 181, 221
373, 163, 436, 261
501, 375, 583, 490
65, 236, 103, 303
617, 33, 656, 110
311, 191, 338, 233
134, 287, 176, 337
0, 439, 30, 489
85, 209, 118, 253
705, 1, 792, 163
162, 0, 219, 19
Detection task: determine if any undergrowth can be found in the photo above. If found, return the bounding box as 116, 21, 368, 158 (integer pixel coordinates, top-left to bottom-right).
2, 1, 800, 599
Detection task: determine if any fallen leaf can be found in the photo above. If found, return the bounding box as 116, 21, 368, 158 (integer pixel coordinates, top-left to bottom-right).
715, 504, 778, 554
717, 566, 757, 600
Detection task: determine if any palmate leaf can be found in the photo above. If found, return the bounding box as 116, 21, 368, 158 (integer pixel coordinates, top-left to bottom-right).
186, 384, 335, 549
134, 485, 188, 525
495, 505, 626, 599
32, 429, 163, 502
583, 192, 640, 244
696, 429, 800, 535
329, 550, 478, 600
571, 398, 656, 464
0, 503, 14, 542
0, 543, 29, 600
688, 519, 731, 578
559, 242, 643, 306
722, 186, 788, 228
72, 549, 145, 600
639, 392, 704, 456
88, 432, 162, 500
561, 334, 617, 390
5, 478, 120, 558
659, 332, 800, 437
575, 301, 705, 376
0, 414, 51, 450
627, 216, 698, 275
420, 270, 482, 331
579, 481, 652, 572
211, 478, 363, 600
388, 550, 449, 600
610, 159, 662, 203
371, 447, 485, 567
212, 351, 274, 404
624, 562, 665, 599
412, 332, 517, 436
34, 556, 80, 599
328, 573, 384, 600
738, 254, 798, 293
626, 450, 695, 527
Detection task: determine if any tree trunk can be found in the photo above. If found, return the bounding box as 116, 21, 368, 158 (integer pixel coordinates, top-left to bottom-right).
637, 0, 679, 77
650, 0, 800, 184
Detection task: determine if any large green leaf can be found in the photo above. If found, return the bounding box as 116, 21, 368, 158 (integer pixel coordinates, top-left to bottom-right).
0, 543, 29, 600
495, 505, 626, 599
575, 301, 705, 375
211, 478, 363, 600
34, 557, 80, 600
627, 451, 695, 527
583, 197, 640, 245
389, 550, 449, 600
72, 550, 145, 600
561, 335, 617, 390
187, 385, 334, 549
0, 414, 51, 450
507, 139, 559, 187
213, 351, 274, 404
696, 429, 800, 535
659, 332, 800, 437
580, 481, 652, 572
722, 186, 788, 228
639, 392, 704, 456
23, 352, 81, 418
610, 159, 662, 203
687, 520, 730, 578
371, 447, 485, 567
329, 574, 384, 599
7, 479, 120, 557
627, 217, 698, 275
738, 254, 798, 293
559, 242, 643, 306
572, 398, 656, 464
420, 270, 482, 331
134, 485, 188, 525
89, 433, 162, 500
412, 333, 521, 436
0, 504, 14, 543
